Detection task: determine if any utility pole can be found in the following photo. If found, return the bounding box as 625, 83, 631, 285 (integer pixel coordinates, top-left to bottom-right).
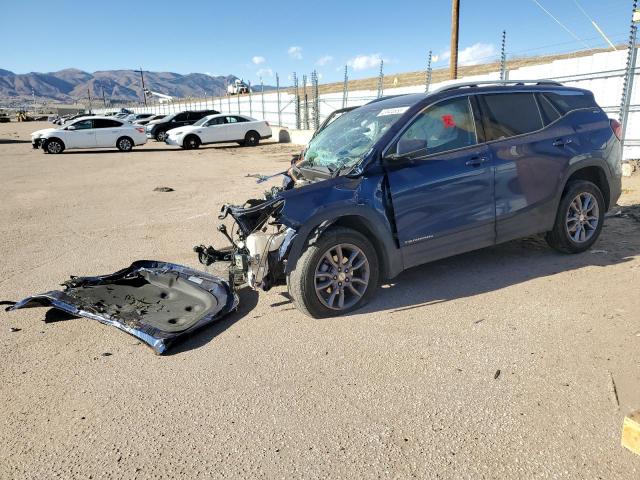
102, 87, 107, 107
87, 86, 92, 113
342, 65, 349, 108
450, 0, 460, 79
139, 67, 147, 107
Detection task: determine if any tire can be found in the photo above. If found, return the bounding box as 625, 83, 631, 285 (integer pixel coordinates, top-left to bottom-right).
182, 135, 200, 150
155, 130, 168, 142
116, 136, 133, 152
44, 138, 64, 154
546, 180, 605, 253
287, 226, 380, 318
244, 130, 260, 147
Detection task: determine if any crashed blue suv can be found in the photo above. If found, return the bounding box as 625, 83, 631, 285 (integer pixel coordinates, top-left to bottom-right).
197, 80, 622, 318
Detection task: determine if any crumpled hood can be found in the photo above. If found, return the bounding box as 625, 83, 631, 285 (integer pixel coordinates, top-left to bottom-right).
31, 128, 57, 138
6, 260, 239, 354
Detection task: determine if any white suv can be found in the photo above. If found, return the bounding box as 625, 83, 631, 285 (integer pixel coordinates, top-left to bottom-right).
31, 116, 148, 154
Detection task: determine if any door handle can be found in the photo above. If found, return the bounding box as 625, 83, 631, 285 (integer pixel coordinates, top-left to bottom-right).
465, 156, 487, 167
552, 138, 572, 147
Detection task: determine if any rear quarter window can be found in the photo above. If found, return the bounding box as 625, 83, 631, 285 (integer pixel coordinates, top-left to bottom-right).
478, 93, 543, 141
541, 91, 598, 114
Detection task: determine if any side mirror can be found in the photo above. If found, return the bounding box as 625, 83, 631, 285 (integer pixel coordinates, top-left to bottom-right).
395, 137, 427, 158
67, 125, 77, 131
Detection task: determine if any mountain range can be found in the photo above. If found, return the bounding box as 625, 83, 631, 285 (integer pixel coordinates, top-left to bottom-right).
0, 68, 245, 103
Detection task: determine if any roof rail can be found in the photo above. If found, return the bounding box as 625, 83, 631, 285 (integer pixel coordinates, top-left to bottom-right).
433, 79, 563, 94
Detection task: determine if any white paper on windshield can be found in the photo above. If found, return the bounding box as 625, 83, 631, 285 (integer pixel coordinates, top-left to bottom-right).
377, 107, 410, 117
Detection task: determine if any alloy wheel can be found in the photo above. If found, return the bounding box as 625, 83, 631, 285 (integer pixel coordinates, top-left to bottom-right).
314, 243, 370, 310
565, 192, 599, 243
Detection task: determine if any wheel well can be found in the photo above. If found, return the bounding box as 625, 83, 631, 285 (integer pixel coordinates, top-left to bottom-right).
329, 216, 388, 279
117, 135, 133, 143
184, 133, 200, 143
246, 130, 259, 137
565, 166, 610, 209
45, 137, 65, 148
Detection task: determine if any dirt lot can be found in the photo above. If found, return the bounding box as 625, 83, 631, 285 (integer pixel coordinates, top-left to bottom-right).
1, 122, 639, 479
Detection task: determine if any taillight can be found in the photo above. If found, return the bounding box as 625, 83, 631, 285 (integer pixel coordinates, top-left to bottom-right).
136, 127, 145, 133
610, 119, 622, 141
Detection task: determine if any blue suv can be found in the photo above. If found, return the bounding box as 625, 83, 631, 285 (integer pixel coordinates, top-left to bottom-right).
198, 80, 622, 318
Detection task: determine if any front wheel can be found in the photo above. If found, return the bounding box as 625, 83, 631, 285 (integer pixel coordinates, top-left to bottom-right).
44, 138, 64, 154
155, 131, 168, 142
546, 180, 605, 253
287, 227, 379, 318
182, 135, 200, 150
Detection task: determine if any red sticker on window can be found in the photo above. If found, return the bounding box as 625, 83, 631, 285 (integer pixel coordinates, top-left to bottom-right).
441, 114, 456, 128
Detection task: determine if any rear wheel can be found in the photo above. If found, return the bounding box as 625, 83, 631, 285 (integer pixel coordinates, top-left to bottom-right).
244, 130, 260, 146
287, 227, 379, 318
546, 180, 605, 253
44, 138, 64, 154
183, 135, 200, 150
116, 136, 133, 152
155, 131, 168, 142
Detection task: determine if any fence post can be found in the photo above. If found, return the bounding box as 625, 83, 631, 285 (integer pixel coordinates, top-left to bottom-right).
248, 81, 253, 117
425, 51, 433, 93
619, 0, 638, 155
293, 72, 300, 129
302, 74, 309, 129
377, 60, 384, 98
342, 65, 349, 108
276, 73, 281, 127
499, 30, 508, 80
237, 88, 241, 114
261, 78, 265, 119
312, 70, 319, 129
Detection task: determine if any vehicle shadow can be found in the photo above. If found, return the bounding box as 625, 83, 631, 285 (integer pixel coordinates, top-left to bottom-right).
166, 287, 260, 355
0, 139, 32, 144
348, 212, 640, 316
61, 148, 170, 154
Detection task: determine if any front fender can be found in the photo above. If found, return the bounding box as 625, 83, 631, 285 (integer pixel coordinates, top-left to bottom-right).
278, 175, 403, 279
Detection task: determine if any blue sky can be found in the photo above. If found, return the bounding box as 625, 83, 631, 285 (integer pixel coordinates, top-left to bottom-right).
0, 0, 632, 83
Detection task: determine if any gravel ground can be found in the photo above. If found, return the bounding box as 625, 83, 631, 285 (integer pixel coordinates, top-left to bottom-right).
1, 122, 639, 479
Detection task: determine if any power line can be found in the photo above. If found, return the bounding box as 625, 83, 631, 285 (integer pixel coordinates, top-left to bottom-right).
530, 0, 593, 50
572, 0, 617, 50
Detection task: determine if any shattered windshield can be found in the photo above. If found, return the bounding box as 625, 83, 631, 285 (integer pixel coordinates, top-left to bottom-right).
301, 102, 411, 172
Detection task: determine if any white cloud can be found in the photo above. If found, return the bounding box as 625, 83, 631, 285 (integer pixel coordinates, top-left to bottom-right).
347, 53, 383, 71
431, 54, 440, 63
438, 43, 496, 66
257, 68, 273, 78
288, 46, 303, 60
315, 55, 333, 66
252, 56, 266, 65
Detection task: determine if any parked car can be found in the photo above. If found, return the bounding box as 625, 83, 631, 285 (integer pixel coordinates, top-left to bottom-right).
194, 80, 622, 318
124, 113, 154, 123
145, 109, 219, 141
165, 114, 272, 149
31, 116, 147, 153
134, 114, 166, 126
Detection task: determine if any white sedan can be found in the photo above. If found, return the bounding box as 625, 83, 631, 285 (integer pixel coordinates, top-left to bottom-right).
165, 114, 272, 149
31, 116, 148, 154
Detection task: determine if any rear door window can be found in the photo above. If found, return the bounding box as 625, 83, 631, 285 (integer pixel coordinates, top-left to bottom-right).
173, 113, 188, 122
536, 94, 561, 125
479, 93, 543, 141
93, 119, 123, 128
225, 116, 239, 124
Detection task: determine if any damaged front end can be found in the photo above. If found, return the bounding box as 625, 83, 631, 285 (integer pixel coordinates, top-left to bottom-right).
194, 187, 297, 293
7, 261, 238, 354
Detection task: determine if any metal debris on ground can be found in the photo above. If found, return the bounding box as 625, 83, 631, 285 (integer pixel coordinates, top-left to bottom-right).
9, 327, 21, 332
494, 369, 501, 379
153, 187, 175, 192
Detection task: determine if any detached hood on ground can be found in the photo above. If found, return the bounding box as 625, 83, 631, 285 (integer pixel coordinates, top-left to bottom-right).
7, 260, 238, 354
